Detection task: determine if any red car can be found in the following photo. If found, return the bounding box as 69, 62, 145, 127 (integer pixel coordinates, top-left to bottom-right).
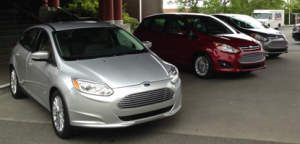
134, 13, 266, 78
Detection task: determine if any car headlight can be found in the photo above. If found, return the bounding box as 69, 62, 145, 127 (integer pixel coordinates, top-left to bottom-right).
294, 27, 300, 32
169, 66, 179, 84
213, 42, 238, 53
251, 33, 268, 42
72, 78, 113, 96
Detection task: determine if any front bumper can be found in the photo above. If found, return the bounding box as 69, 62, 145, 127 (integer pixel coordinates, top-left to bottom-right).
212, 50, 266, 72
63, 79, 182, 128
261, 39, 288, 54
292, 32, 300, 41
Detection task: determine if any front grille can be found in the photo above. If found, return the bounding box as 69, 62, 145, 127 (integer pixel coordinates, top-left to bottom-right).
118, 105, 173, 121
118, 88, 174, 109
238, 52, 265, 64
268, 41, 287, 48
239, 45, 260, 50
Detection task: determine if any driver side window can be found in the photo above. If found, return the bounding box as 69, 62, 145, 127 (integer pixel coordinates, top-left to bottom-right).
35, 31, 53, 54
269, 14, 272, 20
168, 18, 187, 35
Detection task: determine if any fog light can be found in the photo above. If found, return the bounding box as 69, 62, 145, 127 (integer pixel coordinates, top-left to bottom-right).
218, 61, 233, 68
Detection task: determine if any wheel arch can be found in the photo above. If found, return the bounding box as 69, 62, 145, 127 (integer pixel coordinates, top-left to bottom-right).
191, 50, 213, 64
49, 87, 59, 103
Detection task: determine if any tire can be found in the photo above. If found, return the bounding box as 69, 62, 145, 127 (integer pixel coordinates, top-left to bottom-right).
10, 68, 26, 99
51, 90, 74, 139
194, 53, 214, 79
269, 54, 280, 58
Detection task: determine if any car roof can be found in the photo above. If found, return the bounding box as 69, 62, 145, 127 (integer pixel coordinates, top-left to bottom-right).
41, 21, 116, 31
144, 13, 209, 19
212, 14, 250, 17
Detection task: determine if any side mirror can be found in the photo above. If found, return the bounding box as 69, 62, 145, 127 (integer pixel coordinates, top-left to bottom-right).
177, 30, 188, 36
142, 41, 152, 48
31, 51, 50, 61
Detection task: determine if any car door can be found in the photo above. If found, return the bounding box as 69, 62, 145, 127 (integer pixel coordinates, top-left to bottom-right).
164, 17, 198, 66
14, 29, 39, 89
146, 17, 168, 59
26, 29, 56, 105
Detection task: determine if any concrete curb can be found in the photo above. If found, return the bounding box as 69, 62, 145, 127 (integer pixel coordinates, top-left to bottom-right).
0, 83, 10, 90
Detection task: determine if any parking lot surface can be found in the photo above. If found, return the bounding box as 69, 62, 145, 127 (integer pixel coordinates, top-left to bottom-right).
0, 26, 299, 144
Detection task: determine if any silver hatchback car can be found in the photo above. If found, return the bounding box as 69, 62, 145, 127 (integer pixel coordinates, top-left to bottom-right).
9, 22, 182, 138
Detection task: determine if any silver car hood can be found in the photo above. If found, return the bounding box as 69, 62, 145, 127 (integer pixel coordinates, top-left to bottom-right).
60, 53, 171, 88
249, 28, 282, 35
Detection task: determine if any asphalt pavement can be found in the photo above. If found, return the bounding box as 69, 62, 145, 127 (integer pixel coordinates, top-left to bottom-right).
0, 26, 299, 144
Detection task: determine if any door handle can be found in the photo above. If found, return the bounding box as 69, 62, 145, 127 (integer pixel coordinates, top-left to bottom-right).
16, 52, 20, 56
28, 62, 33, 66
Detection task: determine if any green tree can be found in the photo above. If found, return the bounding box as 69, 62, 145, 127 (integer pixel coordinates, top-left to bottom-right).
202, 0, 229, 14
171, 0, 286, 15
168, 0, 200, 13
63, 1, 99, 17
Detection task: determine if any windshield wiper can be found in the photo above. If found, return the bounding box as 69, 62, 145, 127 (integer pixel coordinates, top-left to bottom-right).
114, 50, 148, 56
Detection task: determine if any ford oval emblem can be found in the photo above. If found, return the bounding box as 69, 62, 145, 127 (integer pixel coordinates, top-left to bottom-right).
143, 83, 151, 87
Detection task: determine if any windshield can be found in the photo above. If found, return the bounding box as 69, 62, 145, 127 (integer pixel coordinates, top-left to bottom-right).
253, 13, 269, 19
54, 27, 148, 60
186, 16, 235, 35
231, 15, 268, 29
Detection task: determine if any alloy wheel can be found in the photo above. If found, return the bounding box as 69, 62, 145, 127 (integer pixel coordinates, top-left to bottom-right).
10, 70, 17, 94
195, 56, 209, 76
52, 96, 65, 132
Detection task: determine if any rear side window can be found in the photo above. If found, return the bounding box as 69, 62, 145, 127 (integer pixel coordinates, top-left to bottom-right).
168, 19, 187, 35
20, 29, 39, 51
151, 18, 166, 32
143, 18, 151, 28
231, 18, 253, 28
216, 16, 233, 26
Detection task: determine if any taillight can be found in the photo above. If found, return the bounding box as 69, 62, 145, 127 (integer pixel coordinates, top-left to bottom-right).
12, 44, 16, 49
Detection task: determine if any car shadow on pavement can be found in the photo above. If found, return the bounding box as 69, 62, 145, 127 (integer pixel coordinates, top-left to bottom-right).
265, 56, 283, 61
68, 118, 174, 142
176, 66, 258, 80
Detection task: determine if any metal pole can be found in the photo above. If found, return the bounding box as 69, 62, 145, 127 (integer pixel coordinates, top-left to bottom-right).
13, 3, 16, 28
289, 0, 291, 25
139, 0, 142, 22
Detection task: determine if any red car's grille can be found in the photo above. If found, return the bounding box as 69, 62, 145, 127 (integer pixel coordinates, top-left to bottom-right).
238, 52, 265, 64
239, 45, 260, 50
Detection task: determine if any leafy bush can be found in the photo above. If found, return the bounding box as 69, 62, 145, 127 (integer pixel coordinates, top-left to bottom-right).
63, 1, 99, 17
122, 3, 140, 31
63, 1, 139, 31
